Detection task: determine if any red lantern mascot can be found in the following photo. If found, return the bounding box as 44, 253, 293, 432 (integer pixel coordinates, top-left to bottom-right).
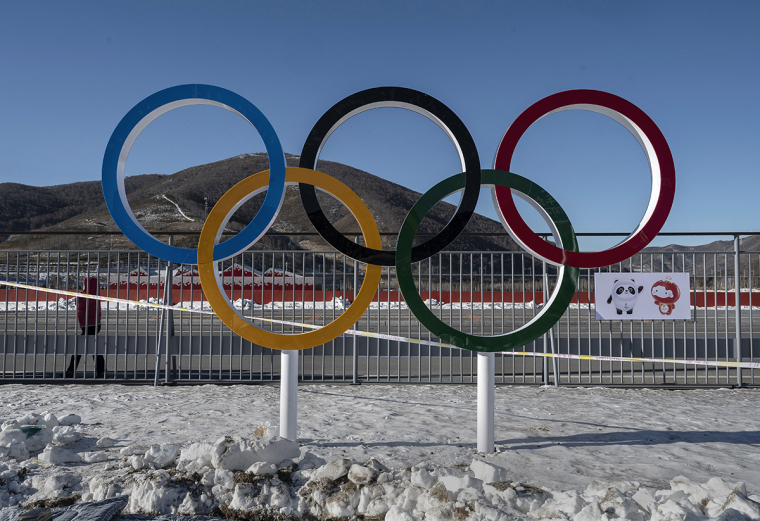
651, 279, 681, 316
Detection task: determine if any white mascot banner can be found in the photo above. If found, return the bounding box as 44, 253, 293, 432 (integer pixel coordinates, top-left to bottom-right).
594, 273, 691, 320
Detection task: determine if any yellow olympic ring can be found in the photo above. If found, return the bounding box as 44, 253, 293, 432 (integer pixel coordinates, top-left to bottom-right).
197, 167, 383, 351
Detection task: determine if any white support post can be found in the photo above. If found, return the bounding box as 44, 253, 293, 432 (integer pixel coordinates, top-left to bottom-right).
734, 235, 743, 387
280, 350, 298, 441
477, 352, 495, 453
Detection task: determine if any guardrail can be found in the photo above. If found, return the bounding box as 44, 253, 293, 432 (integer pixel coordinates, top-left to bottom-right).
1, 232, 758, 386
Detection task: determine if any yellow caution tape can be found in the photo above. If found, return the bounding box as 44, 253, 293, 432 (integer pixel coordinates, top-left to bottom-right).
2, 280, 758, 369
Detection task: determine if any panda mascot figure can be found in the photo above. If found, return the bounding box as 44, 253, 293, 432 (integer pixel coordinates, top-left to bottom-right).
607, 279, 644, 315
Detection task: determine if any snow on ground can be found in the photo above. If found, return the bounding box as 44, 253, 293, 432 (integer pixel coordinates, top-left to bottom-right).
1, 384, 759, 520
3, 297, 547, 313
3, 297, 760, 313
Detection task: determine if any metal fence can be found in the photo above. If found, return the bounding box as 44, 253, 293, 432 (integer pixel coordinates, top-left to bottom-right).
1, 238, 757, 386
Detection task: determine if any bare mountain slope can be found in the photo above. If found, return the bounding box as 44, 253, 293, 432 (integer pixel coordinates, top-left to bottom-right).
0, 175, 162, 233
0, 154, 518, 253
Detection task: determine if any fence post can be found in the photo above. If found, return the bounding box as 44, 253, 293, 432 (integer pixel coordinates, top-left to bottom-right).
164, 249, 175, 385
352, 236, 360, 385
542, 263, 559, 387
153, 236, 175, 386
734, 235, 743, 387
153, 269, 168, 386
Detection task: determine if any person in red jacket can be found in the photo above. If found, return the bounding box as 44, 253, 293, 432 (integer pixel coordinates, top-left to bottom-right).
66, 276, 105, 378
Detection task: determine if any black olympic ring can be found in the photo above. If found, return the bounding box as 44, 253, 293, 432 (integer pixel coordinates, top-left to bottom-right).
298, 86, 481, 266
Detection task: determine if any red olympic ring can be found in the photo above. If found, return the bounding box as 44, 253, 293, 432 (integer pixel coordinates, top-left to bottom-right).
493, 89, 676, 269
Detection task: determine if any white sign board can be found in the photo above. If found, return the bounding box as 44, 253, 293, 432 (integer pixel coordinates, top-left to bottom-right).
594, 273, 691, 320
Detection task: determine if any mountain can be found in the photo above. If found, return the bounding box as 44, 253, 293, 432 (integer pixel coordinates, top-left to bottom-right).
0, 154, 520, 254
647, 236, 760, 253
0, 175, 162, 235
638, 235, 760, 281
4, 156, 755, 283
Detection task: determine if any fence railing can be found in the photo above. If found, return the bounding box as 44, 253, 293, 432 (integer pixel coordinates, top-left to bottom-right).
1, 234, 757, 386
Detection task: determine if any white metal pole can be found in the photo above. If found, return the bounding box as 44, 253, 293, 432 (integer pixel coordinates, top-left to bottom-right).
353, 236, 359, 384
153, 235, 173, 387
544, 267, 559, 387
477, 352, 495, 453
734, 235, 743, 387
280, 350, 298, 441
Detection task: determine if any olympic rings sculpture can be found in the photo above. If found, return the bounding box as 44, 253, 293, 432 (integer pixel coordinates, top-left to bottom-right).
103, 84, 675, 353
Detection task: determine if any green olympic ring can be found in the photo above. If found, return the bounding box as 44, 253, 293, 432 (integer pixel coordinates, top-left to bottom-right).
395, 170, 580, 352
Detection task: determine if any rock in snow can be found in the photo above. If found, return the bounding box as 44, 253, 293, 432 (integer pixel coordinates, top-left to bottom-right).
81, 451, 109, 463
57, 413, 82, 426
16, 413, 44, 426
38, 445, 81, 464
119, 445, 135, 456
96, 437, 114, 448
471, 459, 508, 483
248, 461, 277, 476
177, 441, 214, 470
52, 425, 82, 445
0, 429, 25, 446
314, 457, 352, 480
143, 443, 180, 468
348, 463, 375, 485
6, 441, 29, 461
24, 427, 54, 452
210, 435, 299, 470
129, 455, 145, 470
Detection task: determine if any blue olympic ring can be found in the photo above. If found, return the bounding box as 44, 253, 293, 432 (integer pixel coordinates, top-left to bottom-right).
102, 84, 287, 265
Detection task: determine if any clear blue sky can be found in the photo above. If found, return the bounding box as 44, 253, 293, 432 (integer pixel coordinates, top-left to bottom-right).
1, 1, 758, 250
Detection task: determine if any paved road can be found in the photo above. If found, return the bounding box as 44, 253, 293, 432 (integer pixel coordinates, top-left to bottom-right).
0, 350, 750, 385
2, 308, 758, 338
2, 309, 756, 384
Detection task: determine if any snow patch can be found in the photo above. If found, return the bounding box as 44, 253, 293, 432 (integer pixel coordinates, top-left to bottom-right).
1, 387, 760, 520
161, 194, 194, 221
